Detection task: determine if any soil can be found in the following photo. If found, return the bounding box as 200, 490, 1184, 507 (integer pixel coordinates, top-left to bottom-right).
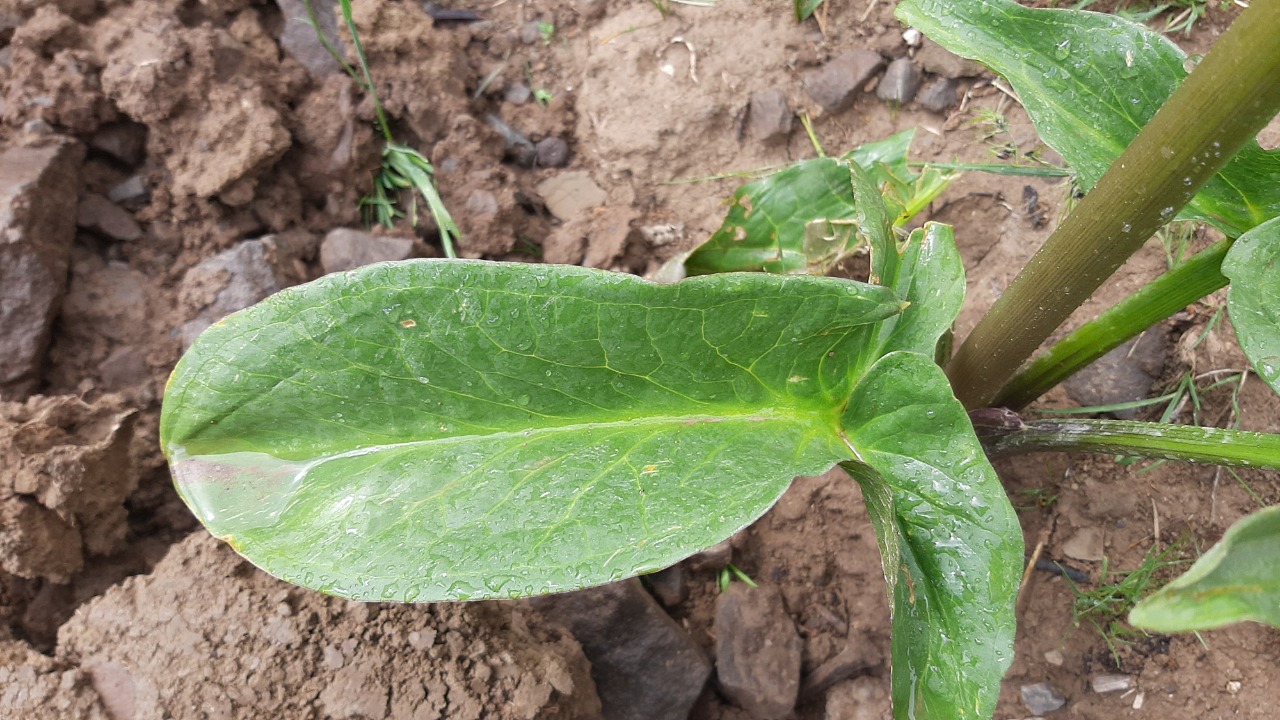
2, 1, 1278, 719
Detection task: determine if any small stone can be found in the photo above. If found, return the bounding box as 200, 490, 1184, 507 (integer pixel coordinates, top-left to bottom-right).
916, 38, 987, 79
802, 50, 885, 113
178, 239, 283, 348
107, 175, 148, 204
504, 83, 532, 105
1091, 674, 1134, 693
536, 171, 607, 221
823, 677, 888, 720
640, 223, 684, 248
1062, 527, 1106, 562
746, 88, 792, 143
1227, 680, 1243, 694
645, 565, 687, 607
77, 193, 142, 242
1044, 649, 1065, 666
799, 637, 877, 704
877, 58, 923, 105
1021, 682, 1066, 715
465, 189, 499, 217
89, 121, 148, 166
320, 228, 415, 275
1063, 331, 1167, 419
715, 584, 803, 720
685, 539, 732, 572
902, 27, 922, 48
531, 580, 710, 720
275, 0, 344, 79
519, 21, 543, 44
535, 136, 570, 167
917, 77, 958, 114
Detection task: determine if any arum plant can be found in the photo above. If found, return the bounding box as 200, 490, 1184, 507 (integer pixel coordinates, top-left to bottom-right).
162, 0, 1280, 718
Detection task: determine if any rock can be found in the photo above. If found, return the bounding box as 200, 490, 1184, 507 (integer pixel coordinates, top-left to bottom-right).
0, 139, 84, 398
799, 636, 878, 704
917, 77, 958, 114
1091, 674, 1134, 693
275, 0, 344, 79
531, 579, 711, 720
824, 676, 889, 720
802, 51, 885, 113
714, 583, 803, 720
1062, 526, 1106, 562
686, 539, 732, 572
0, 394, 136, 583
320, 228, 415, 275
519, 21, 544, 44
178, 239, 283, 348
88, 121, 147, 166
536, 171, 607, 222
1063, 330, 1167, 419
106, 175, 147, 205
916, 38, 987, 79
505, 83, 532, 105
582, 206, 638, 269
77, 193, 141, 242
536, 136, 571, 168
644, 566, 687, 607
746, 88, 792, 143
877, 58, 922, 105
1021, 681, 1066, 715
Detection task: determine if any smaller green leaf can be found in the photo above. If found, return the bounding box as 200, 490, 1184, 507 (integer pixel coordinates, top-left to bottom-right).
1130, 505, 1280, 632
795, 0, 824, 21
1222, 216, 1280, 394
841, 352, 1021, 720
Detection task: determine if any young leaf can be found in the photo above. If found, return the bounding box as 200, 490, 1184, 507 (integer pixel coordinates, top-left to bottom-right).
1130, 504, 1280, 632
897, 0, 1280, 237
684, 130, 950, 276
795, 0, 824, 21
161, 261, 906, 602
1222, 216, 1280, 394
841, 352, 1021, 719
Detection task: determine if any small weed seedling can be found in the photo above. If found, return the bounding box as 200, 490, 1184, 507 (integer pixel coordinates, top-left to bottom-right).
165, 1, 1280, 718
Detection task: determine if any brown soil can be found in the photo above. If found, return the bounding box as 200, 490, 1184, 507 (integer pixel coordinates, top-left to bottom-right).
2, 1, 1277, 719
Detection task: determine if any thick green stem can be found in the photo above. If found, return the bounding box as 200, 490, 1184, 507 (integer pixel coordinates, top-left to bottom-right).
947, 1, 1280, 409
995, 238, 1231, 410
977, 416, 1280, 469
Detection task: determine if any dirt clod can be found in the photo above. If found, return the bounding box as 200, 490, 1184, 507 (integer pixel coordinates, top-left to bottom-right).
714, 583, 803, 720
802, 51, 885, 113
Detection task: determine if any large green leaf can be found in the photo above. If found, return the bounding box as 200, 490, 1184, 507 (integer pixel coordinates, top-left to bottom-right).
684, 130, 951, 275
897, 0, 1280, 237
841, 352, 1021, 719
1130, 504, 1280, 632
161, 261, 906, 601
1223, 216, 1280, 394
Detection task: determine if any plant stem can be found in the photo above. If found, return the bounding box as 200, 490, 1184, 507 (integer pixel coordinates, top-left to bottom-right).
977, 416, 1280, 469
337, 0, 393, 143
995, 238, 1231, 410
946, 1, 1280, 409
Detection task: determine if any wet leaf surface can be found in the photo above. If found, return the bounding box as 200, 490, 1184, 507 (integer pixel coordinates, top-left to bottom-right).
1223, 216, 1280, 394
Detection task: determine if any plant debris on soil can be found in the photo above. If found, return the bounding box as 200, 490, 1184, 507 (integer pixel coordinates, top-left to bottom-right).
2, 0, 1277, 718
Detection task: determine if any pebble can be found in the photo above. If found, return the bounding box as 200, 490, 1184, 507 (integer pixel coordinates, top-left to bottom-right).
685, 539, 732, 572
519, 21, 543, 45
1063, 331, 1167, 419
802, 50, 885, 113
77, 193, 142, 242
535, 136, 570, 167
504, 83, 532, 105
319, 228, 415, 275
1061, 526, 1105, 562
714, 583, 803, 719
179, 239, 282, 348
535, 171, 606, 221
1021, 681, 1066, 715
531, 580, 710, 720
917, 77, 958, 114
89, 121, 148, 167
107, 175, 148, 204
644, 565, 687, 607
0, 140, 84, 398
877, 58, 923, 105
275, 0, 344, 79
916, 38, 987, 79
1092, 674, 1134, 693
746, 88, 792, 143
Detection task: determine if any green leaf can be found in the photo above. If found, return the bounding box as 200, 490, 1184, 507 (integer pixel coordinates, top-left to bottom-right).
796, 0, 824, 21
897, 0, 1280, 237
161, 260, 906, 602
684, 130, 952, 276
1222, 216, 1280, 393
1130, 504, 1280, 632
841, 352, 1022, 720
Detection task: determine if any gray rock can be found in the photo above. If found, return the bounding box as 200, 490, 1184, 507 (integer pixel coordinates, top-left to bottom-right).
504, 83, 532, 105
519, 21, 544, 44
532, 580, 710, 720
89, 121, 147, 166
644, 565, 687, 607
685, 539, 732, 572
536, 171, 607, 222
0, 140, 84, 398
916, 38, 987, 79
1021, 681, 1066, 715
877, 58, 922, 105
802, 50, 885, 113
746, 88, 792, 143
179, 239, 283, 348
77, 193, 142, 242
917, 77, 958, 114
714, 583, 803, 719
536, 136, 571, 168
824, 677, 889, 720
276, 0, 344, 80
1063, 330, 1167, 419
107, 175, 148, 205
320, 228, 415, 275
